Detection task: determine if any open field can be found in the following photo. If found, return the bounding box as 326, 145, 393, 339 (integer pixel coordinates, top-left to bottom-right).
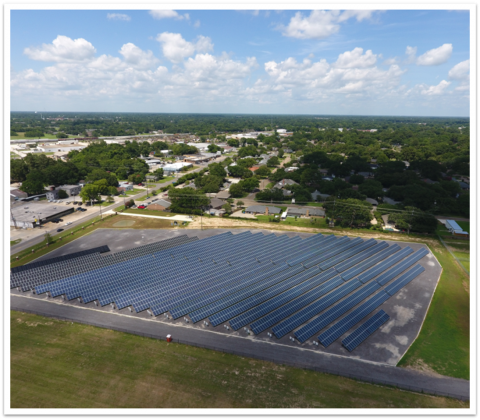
10, 133, 76, 140
457, 221, 470, 233
256, 215, 328, 229
123, 209, 183, 217
10, 239, 22, 247
10, 311, 468, 409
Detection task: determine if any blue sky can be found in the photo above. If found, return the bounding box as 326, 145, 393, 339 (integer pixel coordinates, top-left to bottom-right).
10, 9, 470, 116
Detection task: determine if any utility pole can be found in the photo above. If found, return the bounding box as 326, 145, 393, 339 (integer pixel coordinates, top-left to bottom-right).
10, 208, 18, 229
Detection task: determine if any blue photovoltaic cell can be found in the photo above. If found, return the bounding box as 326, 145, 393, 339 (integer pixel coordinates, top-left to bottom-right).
334, 241, 389, 273
375, 248, 428, 286
250, 275, 344, 335
209, 266, 321, 326
229, 268, 337, 330
318, 238, 377, 271
189, 264, 305, 323
342, 310, 390, 352
384, 265, 425, 296
286, 236, 347, 266
340, 244, 401, 281
272, 278, 362, 338
294, 280, 381, 343
357, 247, 414, 283
302, 238, 364, 268
318, 291, 390, 347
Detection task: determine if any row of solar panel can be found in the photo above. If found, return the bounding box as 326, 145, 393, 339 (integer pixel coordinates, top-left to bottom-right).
11, 235, 199, 290
10, 245, 111, 274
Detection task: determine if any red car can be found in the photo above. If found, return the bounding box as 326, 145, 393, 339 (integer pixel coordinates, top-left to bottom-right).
138, 205, 146, 209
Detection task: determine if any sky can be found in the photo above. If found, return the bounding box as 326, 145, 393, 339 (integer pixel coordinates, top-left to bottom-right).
9, 9, 470, 116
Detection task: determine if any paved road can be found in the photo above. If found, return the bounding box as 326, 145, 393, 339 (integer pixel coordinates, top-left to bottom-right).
10, 159, 225, 256
11, 294, 469, 401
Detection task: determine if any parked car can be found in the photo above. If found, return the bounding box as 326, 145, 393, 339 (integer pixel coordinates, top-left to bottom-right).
138, 183, 144, 186
76, 207, 83, 210
147, 202, 151, 205
131, 205, 137, 209
152, 199, 158, 202
66, 201, 71, 204
146, 196, 151, 199
65, 222, 72, 226
57, 228, 64, 232
138, 205, 146, 209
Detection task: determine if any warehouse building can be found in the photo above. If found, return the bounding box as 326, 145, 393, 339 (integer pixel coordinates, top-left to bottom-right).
46, 185, 82, 200
245, 205, 281, 215
10, 202, 74, 228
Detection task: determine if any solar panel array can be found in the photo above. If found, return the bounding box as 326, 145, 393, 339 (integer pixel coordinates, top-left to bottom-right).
342, 310, 390, 352
11, 230, 431, 353
10, 245, 110, 273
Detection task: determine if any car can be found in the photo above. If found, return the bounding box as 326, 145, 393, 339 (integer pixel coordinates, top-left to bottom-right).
138, 205, 146, 209
152, 199, 158, 202
146, 196, 151, 199
66, 202, 71, 204
57, 228, 64, 232
76, 206, 83, 210
147, 202, 151, 205
131, 205, 137, 209
138, 183, 143, 186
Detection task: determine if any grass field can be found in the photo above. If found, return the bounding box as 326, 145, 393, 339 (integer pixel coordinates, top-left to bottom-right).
10, 239, 21, 246
256, 215, 328, 229
457, 221, 470, 233
10, 311, 468, 409
10, 133, 76, 140
123, 209, 181, 218
398, 236, 470, 379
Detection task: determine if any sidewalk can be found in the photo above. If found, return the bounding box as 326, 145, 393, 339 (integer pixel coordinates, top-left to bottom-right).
106, 210, 192, 222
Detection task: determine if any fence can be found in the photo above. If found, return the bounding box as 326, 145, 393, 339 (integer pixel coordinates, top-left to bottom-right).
11, 305, 469, 402
437, 234, 469, 276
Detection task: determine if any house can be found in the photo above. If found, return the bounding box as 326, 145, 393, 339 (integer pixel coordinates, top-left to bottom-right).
285, 167, 298, 172
119, 182, 133, 191
383, 197, 401, 205
147, 199, 171, 211
311, 190, 330, 201
216, 190, 231, 200
365, 198, 379, 206
209, 198, 226, 210
445, 220, 469, 237
10, 188, 28, 200
459, 182, 469, 190
245, 205, 281, 215
274, 179, 299, 189
285, 207, 325, 218
358, 171, 374, 178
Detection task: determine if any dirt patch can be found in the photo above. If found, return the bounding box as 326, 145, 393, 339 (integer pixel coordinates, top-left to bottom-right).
462, 280, 469, 294
404, 359, 445, 378
112, 220, 136, 227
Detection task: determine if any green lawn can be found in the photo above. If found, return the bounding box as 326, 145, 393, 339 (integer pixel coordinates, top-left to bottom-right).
256, 215, 328, 229
123, 209, 180, 218
10, 133, 77, 140
398, 238, 470, 379
457, 221, 470, 233
10, 239, 22, 246
10, 311, 468, 408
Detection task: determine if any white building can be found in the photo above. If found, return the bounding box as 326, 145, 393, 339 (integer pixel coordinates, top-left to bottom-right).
163, 162, 192, 173
38, 144, 86, 153
276, 129, 287, 134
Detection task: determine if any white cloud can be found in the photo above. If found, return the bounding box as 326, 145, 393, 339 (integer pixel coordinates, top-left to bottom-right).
156, 32, 213, 63
419, 80, 451, 95
149, 10, 189, 20
383, 57, 398, 66
281, 10, 341, 39
334, 47, 377, 69
24, 35, 96, 62
405, 46, 417, 64
107, 13, 131, 21
194, 20, 201, 28
281, 10, 379, 40
448, 59, 469, 80
119, 43, 159, 69
337, 10, 376, 23
416, 43, 453, 66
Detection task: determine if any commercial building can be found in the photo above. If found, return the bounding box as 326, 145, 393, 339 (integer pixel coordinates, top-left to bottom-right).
10, 202, 74, 228
163, 162, 192, 175
46, 185, 82, 200
445, 220, 469, 237
38, 144, 86, 153
245, 205, 281, 215
284, 207, 325, 218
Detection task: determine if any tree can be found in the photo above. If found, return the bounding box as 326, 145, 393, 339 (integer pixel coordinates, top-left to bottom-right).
228, 165, 246, 178
227, 139, 240, 147
58, 189, 69, 199
168, 187, 209, 215
19, 170, 46, 195
56, 132, 67, 138
171, 143, 198, 155
277, 149, 284, 159
128, 173, 145, 184
267, 156, 280, 167
208, 144, 223, 153
93, 179, 109, 195
229, 183, 244, 198
11, 159, 29, 182
237, 145, 258, 158
240, 177, 260, 192
222, 203, 232, 214
358, 180, 383, 199
106, 196, 114, 203
324, 198, 373, 227
348, 174, 365, 185
79, 184, 100, 204
208, 162, 227, 178
153, 167, 164, 180
236, 200, 245, 207
254, 165, 271, 178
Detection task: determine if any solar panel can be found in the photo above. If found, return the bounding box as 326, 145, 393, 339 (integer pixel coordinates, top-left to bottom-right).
228, 267, 337, 330
340, 244, 401, 281
384, 265, 425, 296
294, 280, 381, 343
318, 291, 390, 347
334, 241, 389, 273
375, 248, 428, 286
318, 238, 377, 271
342, 310, 390, 352
302, 237, 364, 268
357, 246, 414, 284
250, 275, 344, 334
272, 278, 361, 338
